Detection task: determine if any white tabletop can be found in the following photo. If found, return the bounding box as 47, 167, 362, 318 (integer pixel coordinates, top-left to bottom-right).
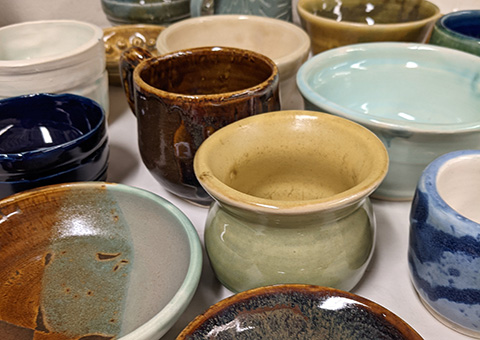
106, 85, 468, 340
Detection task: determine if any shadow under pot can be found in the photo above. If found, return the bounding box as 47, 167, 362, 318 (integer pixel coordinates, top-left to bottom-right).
0, 93, 108, 199
120, 46, 280, 206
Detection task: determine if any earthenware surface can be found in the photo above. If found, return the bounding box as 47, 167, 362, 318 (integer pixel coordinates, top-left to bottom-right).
101, 0, 190, 25
297, 0, 441, 54
0, 20, 109, 114
190, 0, 292, 21
156, 14, 310, 109
120, 46, 280, 206
103, 24, 165, 85
429, 10, 480, 57
0, 93, 108, 198
409, 150, 480, 338
297, 42, 480, 200
0, 182, 202, 340
177, 284, 424, 339
194, 110, 388, 292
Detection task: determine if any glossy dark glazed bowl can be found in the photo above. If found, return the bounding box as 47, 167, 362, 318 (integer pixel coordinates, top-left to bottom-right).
0, 93, 108, 198
177, 284, 424, 339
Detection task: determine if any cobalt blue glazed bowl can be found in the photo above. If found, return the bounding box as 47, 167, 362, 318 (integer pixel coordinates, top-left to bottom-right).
409, 150, 480, 338
0, 93, 108, 198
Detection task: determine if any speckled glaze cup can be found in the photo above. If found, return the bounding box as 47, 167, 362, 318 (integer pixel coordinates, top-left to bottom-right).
121, 46, 280, 206
409, 150, 480, 338
298, 0, 441, 54
429, 10, 480, 57
194, 110, 388, 293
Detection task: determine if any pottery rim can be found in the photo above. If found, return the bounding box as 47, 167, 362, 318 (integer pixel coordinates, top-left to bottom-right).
156, 14, 311, 76
0, 20, 103, 69
435, 10, 480, 42
194, 110, 389, 215
0, 181, 203, 340
297, 42, 480, 134
297, 0, 441, 29
133, 46, 279, 102
176, 284, 424, 339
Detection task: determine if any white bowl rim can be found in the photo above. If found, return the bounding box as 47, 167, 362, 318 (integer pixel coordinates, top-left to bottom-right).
297, 42, 480, 134
156, 14, 311, 69
297, 0, 441, 28
0, 19, 103, 69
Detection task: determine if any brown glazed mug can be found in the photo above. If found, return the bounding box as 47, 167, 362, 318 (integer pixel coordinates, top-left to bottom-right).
120, 46, 280, 206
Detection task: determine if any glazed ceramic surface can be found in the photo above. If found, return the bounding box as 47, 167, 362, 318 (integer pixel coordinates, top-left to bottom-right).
177, 284, 423, 339
101, 0, 190, 26
103, 24, 165, 86
120, 46, 280, 206
0, 182, 202, 340
297, 42, 480, 201
194, 110, 388, 293
298, 0, 441, 54
0, 94, 109, 199
190, 0, 292, 21
409, 150, 480, 338
0, 20, 109, 114
156, 15, 310, 109
430, 10, 480, 57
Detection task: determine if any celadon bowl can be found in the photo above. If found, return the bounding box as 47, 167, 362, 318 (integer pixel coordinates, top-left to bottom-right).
0, 182, 202, 340
177, 284, 424, 339
297, 42, 480, 201
156, 14, 311, 109
194, 110, 388, 293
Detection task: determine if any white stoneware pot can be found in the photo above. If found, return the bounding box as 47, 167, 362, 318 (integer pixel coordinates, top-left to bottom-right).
0, 20, 109, 115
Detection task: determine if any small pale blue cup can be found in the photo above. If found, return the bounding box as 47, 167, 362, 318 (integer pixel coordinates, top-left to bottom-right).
409, 150, 480, 337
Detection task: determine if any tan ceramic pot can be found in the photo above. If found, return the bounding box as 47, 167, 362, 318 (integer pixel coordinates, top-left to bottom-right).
194, 110, 389, 292
298, 0, 441, 54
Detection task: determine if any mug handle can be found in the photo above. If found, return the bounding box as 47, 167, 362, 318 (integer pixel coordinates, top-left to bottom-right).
190, 0, 214, 17
119, 47, 153, 116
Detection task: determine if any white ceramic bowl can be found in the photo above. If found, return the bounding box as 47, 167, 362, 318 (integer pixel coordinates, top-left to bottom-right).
156, 14, 311, 109
0, 20, 109, 115
297, 42, 480, 200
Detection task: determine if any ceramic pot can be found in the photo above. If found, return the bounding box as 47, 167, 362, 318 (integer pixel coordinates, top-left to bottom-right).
190, 0, 292, 21
120, 46, 280, 206
297, 0, 441, 54
409, 150, 480, 338
0, 93, 108, 199
194, 110, 389, 293
101, 0, 190, 26
429, 10, 480, 57
0, 20, 109, 115
156, 15, 310, 110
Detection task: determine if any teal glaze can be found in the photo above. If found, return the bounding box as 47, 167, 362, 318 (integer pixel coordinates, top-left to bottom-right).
190, 0, 292, 21
205, 198, 375, 293
430, 10, 480, 57
297, 42, 480, 200
41, 187, 133, 337
101, 0, 190, 25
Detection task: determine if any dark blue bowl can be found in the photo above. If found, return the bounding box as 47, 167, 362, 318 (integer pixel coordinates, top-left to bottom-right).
0, 93, 108, 198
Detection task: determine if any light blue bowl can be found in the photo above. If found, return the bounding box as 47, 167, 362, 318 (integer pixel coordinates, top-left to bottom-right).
297, 42, 480, 200
409, 150, 480, 337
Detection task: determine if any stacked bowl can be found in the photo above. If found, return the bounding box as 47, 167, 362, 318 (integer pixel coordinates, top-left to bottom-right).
0, 93, 109, 199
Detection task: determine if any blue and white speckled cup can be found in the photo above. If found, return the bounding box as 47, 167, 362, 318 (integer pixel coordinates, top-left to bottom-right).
409, 150, 480, 338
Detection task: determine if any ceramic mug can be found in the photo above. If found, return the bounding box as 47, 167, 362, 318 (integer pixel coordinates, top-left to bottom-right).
409, 150, 480, 338
120, 46, 280, 206
297, 0, 441, 54
190, 0, 292, 21
0, 20, 109, 115
429, 10, 480, 57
